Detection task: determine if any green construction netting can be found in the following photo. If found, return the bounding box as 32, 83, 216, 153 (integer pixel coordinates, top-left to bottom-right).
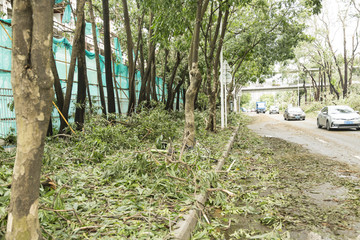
0, 18, 180, 137
62, 4, 72, 24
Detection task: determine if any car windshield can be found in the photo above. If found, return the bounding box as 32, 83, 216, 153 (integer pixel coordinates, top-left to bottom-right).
289, 107, 302, 112
329, 107, 354, 114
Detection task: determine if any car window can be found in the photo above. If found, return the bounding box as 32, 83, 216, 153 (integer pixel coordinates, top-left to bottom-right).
321, 107, 328, 114
329, 107, 354, 114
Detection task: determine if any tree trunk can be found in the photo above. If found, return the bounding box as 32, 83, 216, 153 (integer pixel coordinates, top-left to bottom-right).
47, 117, 53, 136
165, 51, 182, 110
75, 16, 86, 130
162, 48, 169, 103
183, 0, 209, 148
122, 0, 136, 115
138, 12, 154, 106
112, 55, 122, 114
103, 0, 116, 115
88, 0, 106, 116
206, 5, 228, 131
176, 87, 181, 111
326, 67, 340, 100
50, 52, 64, 132
6, 0, 54, 238
151, 55, 158, 102
60, 0, 86, 132
343, 24, 348, 98
303, 79, 307, 104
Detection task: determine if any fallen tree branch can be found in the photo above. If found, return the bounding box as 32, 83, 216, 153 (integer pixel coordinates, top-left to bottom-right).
41, 207, 82, 225
226, 159, 237, 172
73, 225, 101, 232
207, 188, 236, 197
166, 173, 187, 182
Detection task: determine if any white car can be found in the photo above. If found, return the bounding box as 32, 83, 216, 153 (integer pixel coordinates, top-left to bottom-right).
269, 106, 279, 114
317, 105, 360, 130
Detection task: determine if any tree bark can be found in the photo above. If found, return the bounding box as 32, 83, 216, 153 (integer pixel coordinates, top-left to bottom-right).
151, 54, 158, 102
165, 51, 182, 111
103, 0, 116, 115
122, 0, 136, 115
60, 0, 86, 132
75, 15, 86, 130
138, 12, 153, 106
162, 48, 169, 103
6, 0, 54, 238
206, 6, 229, 131
183, 0, 209, 148
112, 55, 122, 114
88, 0, 107, 116
51, 53, 64, 111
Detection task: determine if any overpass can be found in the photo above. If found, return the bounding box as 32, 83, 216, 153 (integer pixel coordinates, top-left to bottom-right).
240, 84, 314, 104
242, 84, 313, 92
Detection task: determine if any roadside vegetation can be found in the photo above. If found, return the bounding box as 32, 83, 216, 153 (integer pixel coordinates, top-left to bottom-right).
0, 106, 240, 239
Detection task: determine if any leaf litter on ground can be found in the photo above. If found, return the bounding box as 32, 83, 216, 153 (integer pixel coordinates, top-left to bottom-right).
194, 115, 360, 240
0, 106, 240, 239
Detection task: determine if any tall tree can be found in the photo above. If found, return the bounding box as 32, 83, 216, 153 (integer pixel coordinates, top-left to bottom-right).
122, 0, 137, 115
183, 0, 210, 148
103, 0, 116, 115
89, 0, 107, 116
203, 1, 229, 131
6, 0, 54, 238
74, 13, 87, 130
60, 0, 86, 132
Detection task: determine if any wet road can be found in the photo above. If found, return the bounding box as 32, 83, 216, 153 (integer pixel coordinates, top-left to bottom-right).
247, 112, 360, 168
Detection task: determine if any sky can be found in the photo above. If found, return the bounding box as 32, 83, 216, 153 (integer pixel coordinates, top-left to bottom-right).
312, 0, 359, 53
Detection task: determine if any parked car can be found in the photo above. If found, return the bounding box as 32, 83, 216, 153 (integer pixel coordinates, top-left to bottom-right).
283, 107, 305, 121
317, 105, 360, 130
269, 106, 279, 114
241, 107, 248, 112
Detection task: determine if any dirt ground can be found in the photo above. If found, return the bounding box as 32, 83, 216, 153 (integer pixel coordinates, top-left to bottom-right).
209, 119, 360, 240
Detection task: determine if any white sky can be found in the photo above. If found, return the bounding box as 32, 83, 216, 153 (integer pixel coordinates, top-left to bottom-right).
312, 0, 359, 53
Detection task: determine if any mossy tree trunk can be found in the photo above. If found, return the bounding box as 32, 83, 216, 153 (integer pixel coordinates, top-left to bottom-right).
6, 0, 54, 238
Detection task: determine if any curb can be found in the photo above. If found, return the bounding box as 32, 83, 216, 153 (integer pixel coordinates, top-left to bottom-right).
171, 124, 240, 240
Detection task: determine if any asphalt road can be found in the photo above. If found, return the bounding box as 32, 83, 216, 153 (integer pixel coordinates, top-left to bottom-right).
246, 112, 360, 168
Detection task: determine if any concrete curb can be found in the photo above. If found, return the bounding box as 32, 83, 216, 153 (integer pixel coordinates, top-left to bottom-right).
171, 124, 240, 240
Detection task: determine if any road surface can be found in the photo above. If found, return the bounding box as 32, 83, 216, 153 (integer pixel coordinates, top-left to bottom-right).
247, 112, 360, 168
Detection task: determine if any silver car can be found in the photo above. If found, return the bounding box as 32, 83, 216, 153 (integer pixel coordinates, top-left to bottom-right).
317, 105, 360, 130
284, 107, 305, 121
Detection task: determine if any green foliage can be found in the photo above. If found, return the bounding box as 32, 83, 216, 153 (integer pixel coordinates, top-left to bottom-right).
240, 93, 251, 107
2, 128, 17, 145
0, 108, 239, 238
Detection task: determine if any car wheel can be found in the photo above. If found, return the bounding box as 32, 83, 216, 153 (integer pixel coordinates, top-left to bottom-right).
326, 120, 331, 131
317, 119, 322, 128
